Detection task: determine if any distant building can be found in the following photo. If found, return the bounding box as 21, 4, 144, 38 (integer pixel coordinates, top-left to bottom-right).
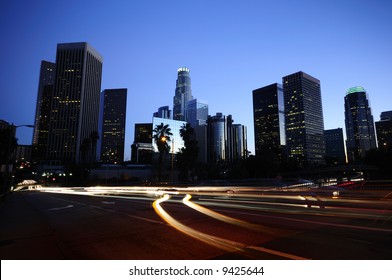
99, 88, 127, 163
153, 106, 172, 119
232, 124, 248, 161
344, 86, 377, 163
253, 83, 286, 159
207, 113, 232, 163
173, 67, 193, 121
375, 110, 392, 152
283, 71, 326, 167
187, 99, 208, 127
131, 123, 153, 164
324, 128, 346, 165
14, 145, 32, 163
32, 60, 55, 162
46, 42, 103, 164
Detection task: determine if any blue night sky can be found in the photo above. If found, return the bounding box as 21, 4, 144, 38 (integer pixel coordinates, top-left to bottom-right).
1, 0, 391, 160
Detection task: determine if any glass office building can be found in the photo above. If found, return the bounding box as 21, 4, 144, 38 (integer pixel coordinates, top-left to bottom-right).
344, 86, 377, 163
187, 99, 208, 127
324, 128, 346, 165
376, 111, 392, 152
32, 60, 55, 162
283, 71, 326, 167
99, 88, 127, 163
253, 83, 286, 159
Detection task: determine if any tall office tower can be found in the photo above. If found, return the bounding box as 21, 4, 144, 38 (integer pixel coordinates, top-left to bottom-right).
99, 88, 127, 163
206, 113, 233, 163
232, 124, 248, 161
131, 123, 153, 164
32, 60, 55, 162
187, 99, 208, 127
47, 42, 103, 164
344, 86, 377, 163
173, 67, 193, 121
253, 83, 286, 159
324, 128, 346, 165
283, 71, 326, 168
153, 106, 172, 119
375, 111, 392, 152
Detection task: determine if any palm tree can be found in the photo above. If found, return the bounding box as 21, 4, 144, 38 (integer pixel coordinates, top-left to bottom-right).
153, 123, 173, 181
178, 123, 199, 181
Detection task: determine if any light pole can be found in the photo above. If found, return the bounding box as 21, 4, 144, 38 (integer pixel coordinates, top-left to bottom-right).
171, 138, 174, 182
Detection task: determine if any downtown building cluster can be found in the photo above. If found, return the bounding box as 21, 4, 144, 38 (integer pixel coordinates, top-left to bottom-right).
2, 41, 392, 181
3, 42, 247, 177
131, 67, 248, 167
253, 72, 391, 171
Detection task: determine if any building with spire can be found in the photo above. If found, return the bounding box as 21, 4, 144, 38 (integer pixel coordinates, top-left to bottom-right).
173, 67, 192, 122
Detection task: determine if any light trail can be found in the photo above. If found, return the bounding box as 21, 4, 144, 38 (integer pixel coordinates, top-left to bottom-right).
152, 194, 245, 252
153, 194, 307, 259
182, 194, 285, 236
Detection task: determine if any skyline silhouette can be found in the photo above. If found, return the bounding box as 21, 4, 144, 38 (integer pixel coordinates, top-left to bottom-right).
1, 1, 391, 160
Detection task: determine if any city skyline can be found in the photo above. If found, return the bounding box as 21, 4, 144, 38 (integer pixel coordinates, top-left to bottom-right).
1, 1, 392, 160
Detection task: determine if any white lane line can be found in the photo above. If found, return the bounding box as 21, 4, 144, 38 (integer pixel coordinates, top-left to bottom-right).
126, 214, 165, 224
48, 205, 74, 211
102, 201, 115, 204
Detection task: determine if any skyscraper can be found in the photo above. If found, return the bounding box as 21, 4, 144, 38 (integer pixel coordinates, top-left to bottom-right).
32, 60, 55, 162
344, 86, 377, 163
99, 88, 127, 163
187, 99, 208, 127
283, 71, 326, 168
47, 42, 103, 164
376, 111, 392, 152
232, 124, 248, 161
253, 83, 286, 159
173, 67, 193, 121
324, 128, 346, 165
131, 123, 153, 164
206, 113, 233, 163
153, 106, 172, 119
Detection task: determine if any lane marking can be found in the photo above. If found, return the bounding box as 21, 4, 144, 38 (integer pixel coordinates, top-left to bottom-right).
48, 205, 74, 211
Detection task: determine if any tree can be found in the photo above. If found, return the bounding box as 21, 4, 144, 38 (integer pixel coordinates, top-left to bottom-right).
177, 123, 199, 181
153, 123, 173, 181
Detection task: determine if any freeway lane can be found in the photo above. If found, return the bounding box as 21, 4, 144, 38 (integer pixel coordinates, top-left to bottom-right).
1, 186, 391, 259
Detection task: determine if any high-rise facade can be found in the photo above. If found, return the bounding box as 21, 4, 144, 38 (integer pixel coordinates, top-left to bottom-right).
131, 123, 153, 164
344, 86, 377, 163
232, 124, 247, 161
253, 83, 286, 159
324, 128, 346, 165
283, 71, 326, 167
99, 88, 127, 163
32, 60, 55, 162
187, 99, 208, 127
153, 106, 172, 119
173, 67, 193, 121
206, 113, 233, 163
376, 111, 392, 152
47, 42, 103, 164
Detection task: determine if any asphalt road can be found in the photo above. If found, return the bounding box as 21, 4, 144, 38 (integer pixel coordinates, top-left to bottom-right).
1, 185, 392, 259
